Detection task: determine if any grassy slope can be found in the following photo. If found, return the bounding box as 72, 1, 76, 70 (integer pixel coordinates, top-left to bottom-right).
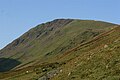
24, 20, 116, 69
0, 19, 118, 80
52, 26, 120, 80
3, 25, 120, 80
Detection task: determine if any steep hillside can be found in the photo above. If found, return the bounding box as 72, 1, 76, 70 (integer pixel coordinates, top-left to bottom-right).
51, 26, 120, 80
0, 19, 119, 80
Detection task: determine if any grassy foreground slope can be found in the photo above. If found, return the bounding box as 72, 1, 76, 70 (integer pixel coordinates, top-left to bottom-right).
0, 19, 119, 80
52, 26, 120, 80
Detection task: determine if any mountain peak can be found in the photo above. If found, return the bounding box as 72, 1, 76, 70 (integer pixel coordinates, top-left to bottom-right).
0, 19, 119, 80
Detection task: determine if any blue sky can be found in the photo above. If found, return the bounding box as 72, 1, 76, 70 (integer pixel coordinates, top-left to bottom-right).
0, 0, 120, 49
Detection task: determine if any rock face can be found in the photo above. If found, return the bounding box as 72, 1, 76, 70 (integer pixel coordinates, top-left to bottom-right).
0, 19, 73, 59
0, 19, 73, 52
38, 69, 60, 80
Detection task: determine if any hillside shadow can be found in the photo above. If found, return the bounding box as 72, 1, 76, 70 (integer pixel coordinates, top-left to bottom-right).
0, 58, 21, 72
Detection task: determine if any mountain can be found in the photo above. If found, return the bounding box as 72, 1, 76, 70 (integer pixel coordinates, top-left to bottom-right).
0, 19, 119, 80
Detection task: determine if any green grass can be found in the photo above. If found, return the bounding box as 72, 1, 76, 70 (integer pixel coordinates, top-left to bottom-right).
51, 26, 120, 80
